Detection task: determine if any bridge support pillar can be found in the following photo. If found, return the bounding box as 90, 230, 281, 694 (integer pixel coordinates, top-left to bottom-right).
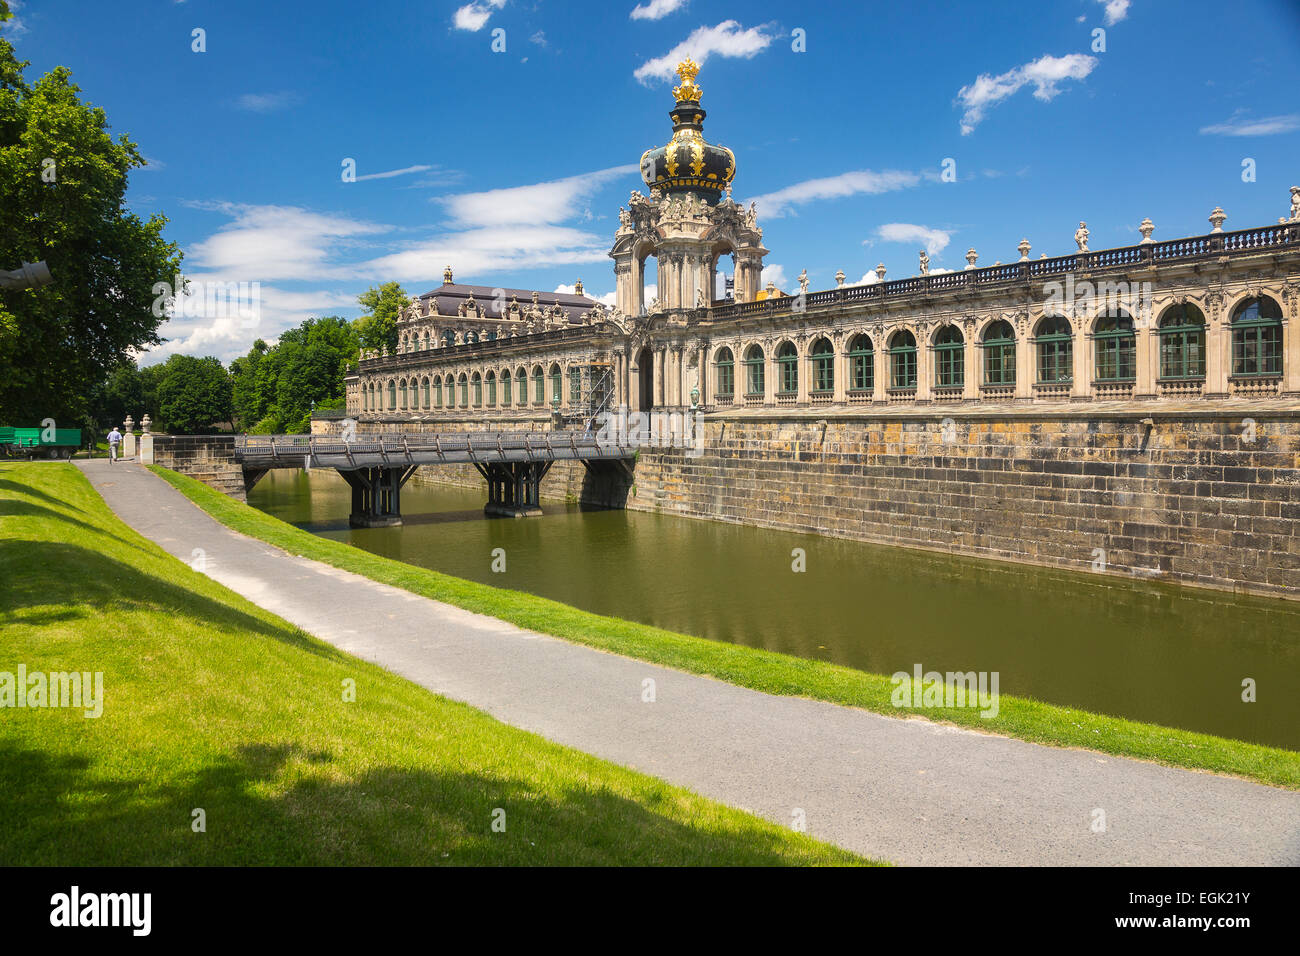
477, 460, 551, 518
338, 465, 416, 528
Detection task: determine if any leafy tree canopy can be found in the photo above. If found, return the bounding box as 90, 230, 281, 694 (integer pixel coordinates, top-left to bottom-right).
0, 33, 181, 425
354, 281, 407, 354
156, 355, 232, 434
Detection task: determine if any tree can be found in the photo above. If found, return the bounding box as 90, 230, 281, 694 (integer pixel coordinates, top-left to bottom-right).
227, 317, 357, 433
86, 358, 144, 430
354, 282, 407, 354
156, 355, 232, 434
0, 30, 181, 424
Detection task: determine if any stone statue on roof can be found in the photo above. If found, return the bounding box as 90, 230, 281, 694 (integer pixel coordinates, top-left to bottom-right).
1074, 222, 1090, 252
918, 250, 930, 275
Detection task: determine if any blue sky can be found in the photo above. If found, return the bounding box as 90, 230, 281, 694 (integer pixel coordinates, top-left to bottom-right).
5, 0, 1300, 363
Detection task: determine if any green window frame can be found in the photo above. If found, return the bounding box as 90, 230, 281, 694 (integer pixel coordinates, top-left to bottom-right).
486, 373, 496, 406
1093, 313, 1136, 382
517, 371, 527, 405
434, 378, 443, 408
776, 342, 798, 395
849, 335, 874, 392
982, 321, 1016, 386
459, 376, 469, 407
388, 381, 396, 407
1231, 298, 1283, 377
934, 326, 964, 388
889, 333, 917, 389
744, 346, 765, 397
1035, 317, 1073, 384
570, 367, 582, 404
501, 372, 511, 405
533, 369, 544, 404
422, 379, 430, 407
1157, 305, 1206, 380
715, 349, 735, 396
810, 339, 834, 394
550, 366, 562, 405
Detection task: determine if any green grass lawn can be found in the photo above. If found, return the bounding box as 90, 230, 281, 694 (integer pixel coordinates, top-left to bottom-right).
150, 465, 1300, 791
0, 462, 868, 865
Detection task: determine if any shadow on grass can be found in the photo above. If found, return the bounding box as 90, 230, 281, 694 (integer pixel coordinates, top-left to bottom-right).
0, 498, 147, 554
0, 475, 86, 513
0, 539, 344, 660
0, 742, 848, 866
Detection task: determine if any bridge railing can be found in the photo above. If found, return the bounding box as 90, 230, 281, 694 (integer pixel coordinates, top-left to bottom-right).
234, 431, 634, 464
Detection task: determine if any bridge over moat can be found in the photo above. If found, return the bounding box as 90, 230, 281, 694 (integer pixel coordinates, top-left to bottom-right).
234, 432, 634, 526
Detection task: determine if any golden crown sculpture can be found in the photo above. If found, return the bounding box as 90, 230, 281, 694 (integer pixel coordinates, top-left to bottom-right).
672, 57, 702, 102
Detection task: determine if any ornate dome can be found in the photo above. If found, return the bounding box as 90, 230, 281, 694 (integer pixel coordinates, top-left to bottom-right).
639, 58, 736, 205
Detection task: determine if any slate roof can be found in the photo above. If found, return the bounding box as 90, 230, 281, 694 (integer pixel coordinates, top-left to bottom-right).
415, 282, 598, 325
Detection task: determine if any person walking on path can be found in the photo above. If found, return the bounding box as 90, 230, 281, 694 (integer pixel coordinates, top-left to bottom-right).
107, 427, 122, 463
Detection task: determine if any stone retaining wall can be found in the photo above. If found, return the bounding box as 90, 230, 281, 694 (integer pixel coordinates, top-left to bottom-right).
150, 435, 247, 501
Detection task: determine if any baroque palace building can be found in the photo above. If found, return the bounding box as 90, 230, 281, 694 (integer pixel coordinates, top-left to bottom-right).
347, 59, 1300, 423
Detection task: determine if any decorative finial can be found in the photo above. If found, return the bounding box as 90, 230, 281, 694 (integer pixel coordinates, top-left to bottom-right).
673, 58, 703, 102
875, 262, 887, 281
443, 265, 454, 284
835, 270, 846, 288
1208, 206, 1226, 233
1138, 217, 1155, 244
1017, 238, 1031, 261
965, 248, 978, 269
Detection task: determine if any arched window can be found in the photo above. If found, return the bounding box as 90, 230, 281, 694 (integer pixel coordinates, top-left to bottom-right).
776, 341, 798, 395
744, 345, 765, 396
889, 330, 917, 389
486, 371, 497, 406
810, 338, 834, 394
532, 365, 545, 404
549, 363, 563, 406
569, 366, 582, 405
1035, 316, 1073, 383
472, 372, 483, 407
1231, 296, 1283, 377
388, 380, 396, 408
715, 347, 735, 397
487, 330, 498, 342
517, 368, 528, 405
982, 320, 1016, 386
458, 373, 469, 407
1157, 304, 1206, 380
445, 377, 455, 407
934, 325, 964, 388
501, 369, 511, 405
1094, 309, 1136, 381
421, 376, 430, 408
397, 378, 407, 409
849, 334, 874, 392
433, 375, 443, 408
441, 330, 455, 348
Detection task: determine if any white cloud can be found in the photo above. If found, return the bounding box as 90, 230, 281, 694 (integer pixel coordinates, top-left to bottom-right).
760, 264, 787, 290
529, 30, 547, 47
1098, 0, 1131, 25
631, 0, 688, 21
634, 20, 774, 84
874, 223, 952, 255
453, 0, 505, 32
956, 53, 1097, 134
355, 164, 435, 182
750, 169, 921, 218
439, 165, 637, 227
1199, 114, 1300, 137
183, 203, 390, 282
236, 91, 301, 113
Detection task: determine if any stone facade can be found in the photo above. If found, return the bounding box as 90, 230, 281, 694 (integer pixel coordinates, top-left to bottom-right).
150, 435, 248, 501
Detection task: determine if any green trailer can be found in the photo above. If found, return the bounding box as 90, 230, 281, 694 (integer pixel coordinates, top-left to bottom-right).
0, 425, 83, 459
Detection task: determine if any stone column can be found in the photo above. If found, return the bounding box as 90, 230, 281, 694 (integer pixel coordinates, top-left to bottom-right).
1284, 317, 1299, 395
1072, 324, 1090, 399
1205, 313, 1229, 398
833, 335, 847, 403
916, 332, 932, 402
122, 416, 135, 458
874, 339, 887, 402
963, 329, 979, 401
1135, 324, 1156, 399
1016, 328, 1033, 400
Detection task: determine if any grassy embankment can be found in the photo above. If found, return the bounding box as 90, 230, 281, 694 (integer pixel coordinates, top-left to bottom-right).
0, 462, 868, 865
151, 465, 1300, 791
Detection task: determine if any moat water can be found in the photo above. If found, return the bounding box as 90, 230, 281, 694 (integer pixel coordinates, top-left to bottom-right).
249, 469, 1300, 750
